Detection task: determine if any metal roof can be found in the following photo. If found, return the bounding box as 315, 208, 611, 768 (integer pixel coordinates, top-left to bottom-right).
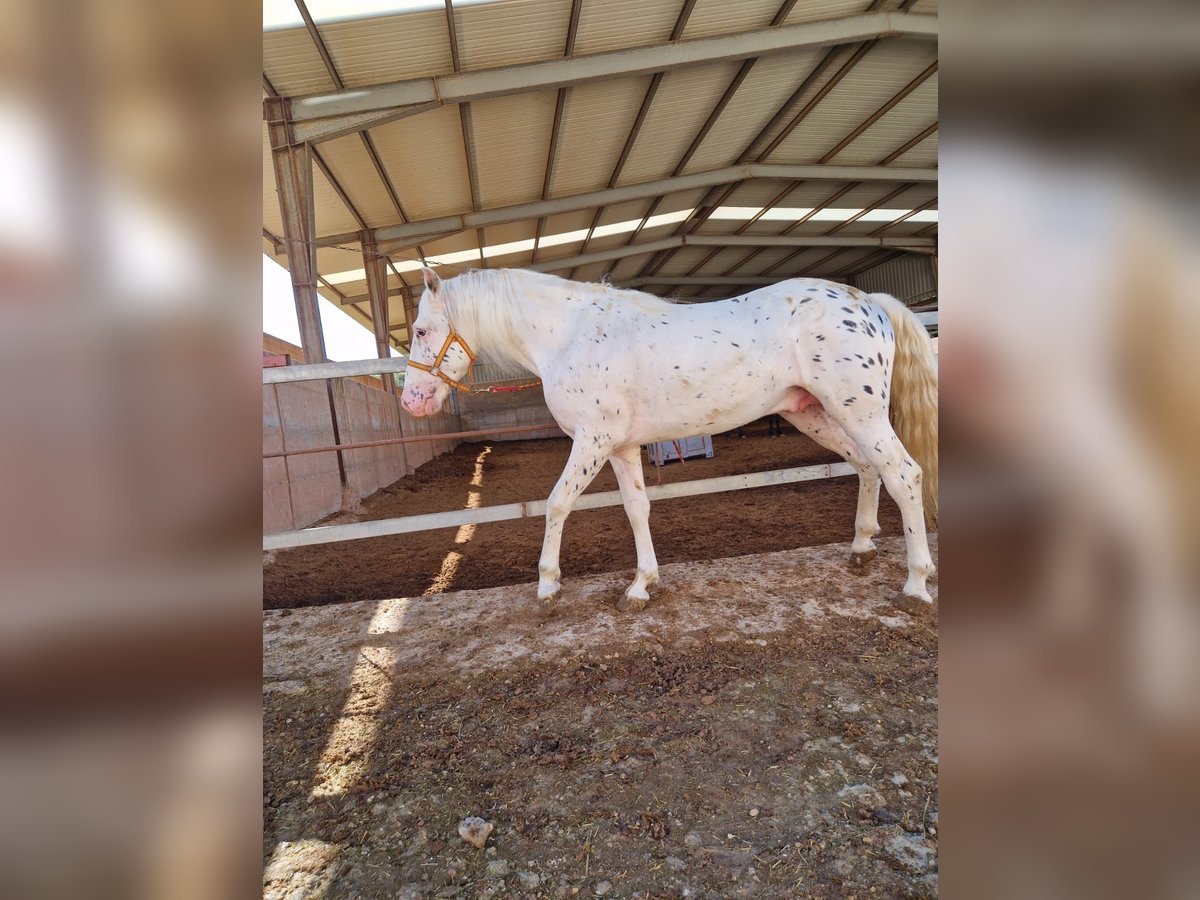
263, 0, 937, 351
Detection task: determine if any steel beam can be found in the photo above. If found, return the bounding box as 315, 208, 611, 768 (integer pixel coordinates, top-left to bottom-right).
313, 163, 937, 250
268, 138, 327, 363
280, 13, 937, 135
527, 234, 935, 273
362, 239, 397, 393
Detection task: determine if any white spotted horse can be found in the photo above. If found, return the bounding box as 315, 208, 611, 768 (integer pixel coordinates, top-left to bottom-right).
401, 266, 938, 614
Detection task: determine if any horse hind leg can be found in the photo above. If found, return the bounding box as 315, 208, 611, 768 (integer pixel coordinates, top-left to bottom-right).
823, 406, 935, 605
609, 446, 659, 612
781, 407, 882, 569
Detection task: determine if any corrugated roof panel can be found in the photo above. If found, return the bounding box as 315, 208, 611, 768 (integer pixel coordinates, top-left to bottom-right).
609, 255, 653, 282
572, 261, 615, 283
823, 74, 937, 165
888, 131, 937, 168
607, 246, 663, 278
573, 0, 682, 55
533, 240, 589, 265
318, 10, 453, 88
618, 61, 744, 186
680, 0, 782, 39
886, 222, 936, 239
315, 245, 364, 275
897, 181, 937, 207
650, 187, 710, 217
690, 246, 761, 277
832, 217, 934, 238
759, 246, 835, 275
369, 105, 474, 220
549, 76, 656, 196
781, 0, 875, 26
682, 49, 825, 173
479, 219, 540, 269
468, 92, 559, 209
809, 180, 929, 208
765, 42, 937, 165
660, 245, 726, 276
739, 246, 798, 275
538, 208, 598, 244
408, 229, 483, 265
455, 0, 573, 70
312, 163, 365, 236
262, 28, 339, 95
819, 248, 875, 275
742, 43, 865, 159
313, 135, 397, 228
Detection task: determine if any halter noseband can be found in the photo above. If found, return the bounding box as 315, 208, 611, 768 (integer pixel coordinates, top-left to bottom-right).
405, 324, 478, 393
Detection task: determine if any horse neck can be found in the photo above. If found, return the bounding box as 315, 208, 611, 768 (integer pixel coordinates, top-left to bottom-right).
452, 269, 561, 375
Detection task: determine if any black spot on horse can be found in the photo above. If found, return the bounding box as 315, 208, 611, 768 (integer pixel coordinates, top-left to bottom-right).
863, 385, 873, 395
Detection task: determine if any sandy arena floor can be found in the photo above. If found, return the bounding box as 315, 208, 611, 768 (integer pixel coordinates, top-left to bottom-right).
264, 535, 939, 898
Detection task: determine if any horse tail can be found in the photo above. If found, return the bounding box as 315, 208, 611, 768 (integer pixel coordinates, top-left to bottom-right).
872, 292, 938, 527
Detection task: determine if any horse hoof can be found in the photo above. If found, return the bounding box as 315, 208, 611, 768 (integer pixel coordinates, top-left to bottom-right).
617, 594, 647, 614
895, 591, 934, 613
538, 590, 561, 617
848, 549, 877, 570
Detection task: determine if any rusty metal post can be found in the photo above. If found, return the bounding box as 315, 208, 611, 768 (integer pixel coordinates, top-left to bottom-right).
266, 101, 327, 365
267, 99, 350, 492
362, 235, 396, 394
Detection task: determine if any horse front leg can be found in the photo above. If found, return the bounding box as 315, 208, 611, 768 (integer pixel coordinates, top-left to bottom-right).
609, 445, 659, 612
537, 433, 611, 615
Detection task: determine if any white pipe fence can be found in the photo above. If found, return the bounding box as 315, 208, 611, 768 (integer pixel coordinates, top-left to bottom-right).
264, 462, 854, 551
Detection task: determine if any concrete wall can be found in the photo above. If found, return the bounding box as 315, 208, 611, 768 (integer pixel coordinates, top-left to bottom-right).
456, 360, 563, 442
263, 378, 460, 535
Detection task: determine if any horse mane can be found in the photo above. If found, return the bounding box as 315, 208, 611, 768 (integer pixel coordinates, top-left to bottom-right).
442, 268, 678, 367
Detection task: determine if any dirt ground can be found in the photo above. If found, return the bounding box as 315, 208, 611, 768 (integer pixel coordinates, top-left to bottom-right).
263, 537, 938, 899
264, 419, 906, 609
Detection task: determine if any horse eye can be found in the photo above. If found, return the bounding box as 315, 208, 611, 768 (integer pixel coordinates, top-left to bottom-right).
415, 328, 427, 339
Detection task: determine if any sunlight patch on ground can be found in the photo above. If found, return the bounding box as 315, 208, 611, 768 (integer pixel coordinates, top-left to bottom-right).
429, 445, 492, 592
308, 594, 404, 800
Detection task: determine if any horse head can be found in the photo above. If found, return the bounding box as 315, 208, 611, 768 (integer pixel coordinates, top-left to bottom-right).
401, 266, 476, 416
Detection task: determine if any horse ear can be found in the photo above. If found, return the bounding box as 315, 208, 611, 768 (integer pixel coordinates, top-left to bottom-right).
422, 266, 441, 293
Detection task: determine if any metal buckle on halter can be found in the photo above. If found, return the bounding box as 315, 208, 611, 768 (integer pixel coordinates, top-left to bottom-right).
408, 326, 477, 393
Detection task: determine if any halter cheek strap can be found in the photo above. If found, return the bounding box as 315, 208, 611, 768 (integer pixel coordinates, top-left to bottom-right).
406, 326, 478, 393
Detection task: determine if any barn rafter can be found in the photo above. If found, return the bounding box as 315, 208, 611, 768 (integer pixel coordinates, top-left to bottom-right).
264, 0, 938, 368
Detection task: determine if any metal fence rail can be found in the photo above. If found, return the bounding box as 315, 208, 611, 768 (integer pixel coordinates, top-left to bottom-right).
263, 357, 409, 385
263, 462, 854, 551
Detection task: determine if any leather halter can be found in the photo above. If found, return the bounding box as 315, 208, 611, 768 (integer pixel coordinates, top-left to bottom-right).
405, 324, 478, 393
